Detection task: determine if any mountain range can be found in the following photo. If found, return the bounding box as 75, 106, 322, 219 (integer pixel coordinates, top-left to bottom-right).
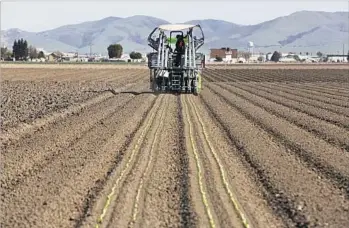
1, 10, 348, 55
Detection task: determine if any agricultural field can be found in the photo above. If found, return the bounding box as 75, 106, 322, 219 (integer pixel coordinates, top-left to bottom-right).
1, 64, 349, 228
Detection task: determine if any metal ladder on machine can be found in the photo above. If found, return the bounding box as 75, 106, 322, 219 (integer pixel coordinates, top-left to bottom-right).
171, 71, 182, 91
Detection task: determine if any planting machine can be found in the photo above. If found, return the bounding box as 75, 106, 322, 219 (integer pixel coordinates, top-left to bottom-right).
147, 24, 205, 95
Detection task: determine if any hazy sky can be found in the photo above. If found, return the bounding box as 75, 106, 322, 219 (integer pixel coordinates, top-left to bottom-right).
1, 0, 348, 32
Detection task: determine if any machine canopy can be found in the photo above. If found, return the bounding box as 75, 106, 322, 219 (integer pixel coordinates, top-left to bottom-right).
158, 24, 196, 31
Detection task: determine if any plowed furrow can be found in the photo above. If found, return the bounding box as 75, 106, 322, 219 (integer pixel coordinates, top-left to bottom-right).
231, 82, 349, 129
309, 83, 349, 91
104, 95, 168, 228
0, 77, 148, 130
129, 97, 169, 227
187, 95, 254, 228
74, 95, 158, 228
136, 94, 196, 228
294, 84, 349, 98
272, 83, 349, 106
181, 95, 217, 228
1, 94, 135, 191
191, 95, 285, 228
215, 83, 349, 151
0, 90, 113, 144
180, 94, 256, 228
58, 70, 114, 82
177, 95, 198, 227
208, 83, 349, 194
218, 73, 261, 82
200, 87, 349, 227
252, 83, 349, 116
79, 95, 164, 228
200, 89, 309, 227
187, 95, 235, 228
0, 93, 156, 228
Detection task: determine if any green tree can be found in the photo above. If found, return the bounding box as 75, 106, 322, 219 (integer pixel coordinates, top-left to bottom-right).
38, 51, 45, 59
12, 40, 18, 60
1, 47, 7, 59
270, 51, 281, 62
23, 40, 28, 59
129, 51, 142, 60
28, 45, 38, 60
107, 44, 123, 58
1, 47, 12, 60
12, 38, 29, 60
316, 51, 323, 57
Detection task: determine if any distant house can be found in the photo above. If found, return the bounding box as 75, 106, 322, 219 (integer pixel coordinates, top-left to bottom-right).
48, 51, 63, 62
210, 47, 238, 62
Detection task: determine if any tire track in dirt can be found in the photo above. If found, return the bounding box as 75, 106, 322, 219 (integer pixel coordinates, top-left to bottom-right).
215, 82, 349, 151
200, 87, 349, 227
208, 83, 349, 195
1, 93, 157, 228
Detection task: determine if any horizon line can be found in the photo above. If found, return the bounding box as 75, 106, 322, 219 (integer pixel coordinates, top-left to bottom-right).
2, 10, 347, 33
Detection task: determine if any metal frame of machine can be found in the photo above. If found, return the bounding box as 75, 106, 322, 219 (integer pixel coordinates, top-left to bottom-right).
147, 24, 205, 95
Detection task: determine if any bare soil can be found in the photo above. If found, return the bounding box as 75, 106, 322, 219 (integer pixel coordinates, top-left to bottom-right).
1, 65, 349, 228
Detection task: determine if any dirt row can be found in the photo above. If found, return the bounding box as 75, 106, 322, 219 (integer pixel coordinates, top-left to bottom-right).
0, 68, 145, 82
0, 68, 148, 130
205, 68, 349, 82
199, 83, 349, 227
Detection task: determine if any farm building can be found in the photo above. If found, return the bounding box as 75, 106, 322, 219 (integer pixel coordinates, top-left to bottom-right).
210, 47, 238, 62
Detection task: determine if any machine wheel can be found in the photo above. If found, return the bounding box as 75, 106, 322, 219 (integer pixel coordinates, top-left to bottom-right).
193, 87, 199, 96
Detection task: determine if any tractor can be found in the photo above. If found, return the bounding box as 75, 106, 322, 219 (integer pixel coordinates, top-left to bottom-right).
147, 24, 205, 95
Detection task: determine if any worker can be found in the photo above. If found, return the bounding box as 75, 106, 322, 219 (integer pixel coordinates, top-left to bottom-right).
175, 34, 185, 66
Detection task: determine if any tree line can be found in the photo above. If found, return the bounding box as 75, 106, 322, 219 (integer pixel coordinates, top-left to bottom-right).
107, 43, 143, 60
2, 39, 143, 61
1, 38, 45, 61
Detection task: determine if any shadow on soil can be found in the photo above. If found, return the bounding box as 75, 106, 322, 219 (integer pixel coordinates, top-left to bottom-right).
83, 89, 156, 96
84, 89, 190, 96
